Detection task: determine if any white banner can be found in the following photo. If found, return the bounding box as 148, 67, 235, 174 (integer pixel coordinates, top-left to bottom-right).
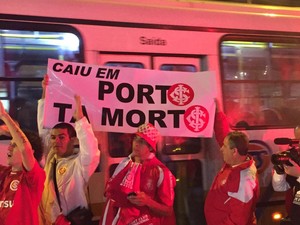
44, 59, 216, 137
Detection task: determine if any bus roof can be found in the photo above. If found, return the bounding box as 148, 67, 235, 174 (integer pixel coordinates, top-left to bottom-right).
1, 0, 300, 32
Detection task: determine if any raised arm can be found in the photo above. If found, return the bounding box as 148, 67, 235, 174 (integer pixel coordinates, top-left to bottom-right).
73, 95, 100, 179
41, 74, 48, 99
37, 75, 48, 131
73, 94, 84, 121
214, 98, 230, 147
37, 74, 49, 143
0, 101, 35, 171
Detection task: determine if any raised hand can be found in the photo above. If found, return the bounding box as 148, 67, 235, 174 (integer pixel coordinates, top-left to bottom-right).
73, 95, 84, 121
41, 74, 49, 99
0, 101, 7, 119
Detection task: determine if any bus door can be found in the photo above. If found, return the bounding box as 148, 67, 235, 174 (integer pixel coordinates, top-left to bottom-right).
152, 56, 200, 72
97, 53, 207, 225
152, 55, 206, 225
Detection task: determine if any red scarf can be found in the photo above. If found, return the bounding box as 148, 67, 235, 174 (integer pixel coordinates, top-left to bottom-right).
103, 160, 154, 225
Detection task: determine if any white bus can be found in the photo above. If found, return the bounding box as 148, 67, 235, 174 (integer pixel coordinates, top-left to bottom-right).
1, 0, 300, 224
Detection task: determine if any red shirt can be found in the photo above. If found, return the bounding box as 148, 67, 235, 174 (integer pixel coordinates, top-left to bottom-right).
0, 162, 45, 225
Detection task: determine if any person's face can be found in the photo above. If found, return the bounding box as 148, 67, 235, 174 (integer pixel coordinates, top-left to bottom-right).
220, 136, 235, 165
7, 141, 23, 170
132, 135, 151, 162
50, 128, 73, 158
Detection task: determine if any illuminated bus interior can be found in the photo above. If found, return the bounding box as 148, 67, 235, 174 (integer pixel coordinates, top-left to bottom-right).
0, 29, 80, 130
221, 38, 300, 129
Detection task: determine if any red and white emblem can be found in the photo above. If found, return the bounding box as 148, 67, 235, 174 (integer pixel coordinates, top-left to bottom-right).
167, 83, 194, 106
184, 105, 209, 132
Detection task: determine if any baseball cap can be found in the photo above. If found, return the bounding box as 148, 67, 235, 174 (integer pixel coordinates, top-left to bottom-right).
135, 123, 160, 151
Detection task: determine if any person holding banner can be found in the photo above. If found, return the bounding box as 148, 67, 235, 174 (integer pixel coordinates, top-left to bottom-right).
204, 131, 259, 225
214, 98, 230, 148
0, 100, 45, 225
38, 75, 100, 225
101, 123, 176, 225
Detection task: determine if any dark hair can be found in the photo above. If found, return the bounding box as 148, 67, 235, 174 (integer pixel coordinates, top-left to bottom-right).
23, 129, 44, 162
227, 131, 249, 156
52, 122, 76, 138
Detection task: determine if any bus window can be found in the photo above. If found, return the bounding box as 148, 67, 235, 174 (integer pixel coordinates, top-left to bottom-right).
160, 64, 197, 72
105, 62, 144, 68
163, 136, 201, 154
108, 132, 134, 157
0, 29, 81, 131
221, 38, 300, 129
1, 30, 80, 78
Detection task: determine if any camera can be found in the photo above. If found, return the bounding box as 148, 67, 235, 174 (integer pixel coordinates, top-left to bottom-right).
271, 146, 300, 167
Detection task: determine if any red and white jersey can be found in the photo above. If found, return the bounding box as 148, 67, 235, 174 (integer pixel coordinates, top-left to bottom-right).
0, 161, 45, 225
101, 153, 176, 225
204, 157, 259, 225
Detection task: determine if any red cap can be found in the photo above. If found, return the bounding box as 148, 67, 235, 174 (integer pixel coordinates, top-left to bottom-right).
135, 123, 159, 151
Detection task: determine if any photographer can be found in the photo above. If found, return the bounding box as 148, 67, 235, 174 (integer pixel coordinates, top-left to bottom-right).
272, 126, 300, 225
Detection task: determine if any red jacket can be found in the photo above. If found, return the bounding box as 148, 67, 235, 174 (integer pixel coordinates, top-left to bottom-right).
214, 111, 230, 147
101, 154, 176, 225
204, 157, 259, 225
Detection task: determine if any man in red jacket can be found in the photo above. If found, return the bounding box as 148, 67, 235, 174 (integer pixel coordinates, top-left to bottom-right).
204, 131, 259, 225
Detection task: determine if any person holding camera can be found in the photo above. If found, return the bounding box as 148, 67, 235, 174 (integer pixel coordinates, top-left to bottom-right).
272, 126, 300, 225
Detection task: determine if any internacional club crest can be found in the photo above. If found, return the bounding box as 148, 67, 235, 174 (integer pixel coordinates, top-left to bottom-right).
167, 83, 209, 133
167, 83, 194, 106
184, 105, 209, 132
10, 180, 20, 191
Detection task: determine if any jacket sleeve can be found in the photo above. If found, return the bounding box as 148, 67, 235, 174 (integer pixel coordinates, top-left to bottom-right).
37, 99, 48, 139
75, 117, 100, 181
272, 170, 290, 191
157, 167, 176, 207
214, 111, 230, 147
37, 99, 51, 161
